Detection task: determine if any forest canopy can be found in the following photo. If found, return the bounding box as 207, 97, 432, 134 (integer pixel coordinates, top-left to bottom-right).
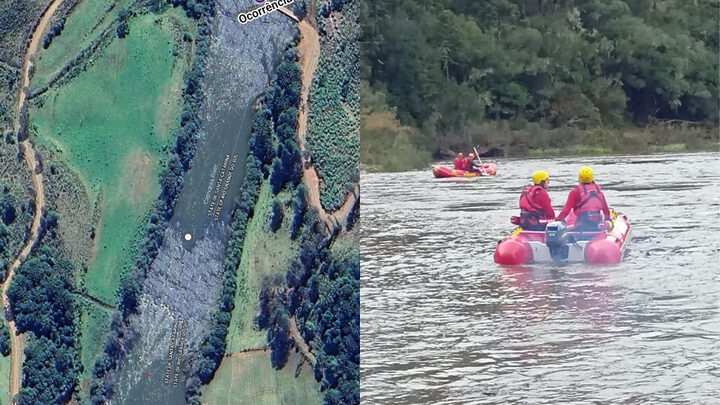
360, 0, 719, 169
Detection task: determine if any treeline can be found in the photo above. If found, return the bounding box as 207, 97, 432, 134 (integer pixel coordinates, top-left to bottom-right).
360, 0, 719, 169
254, 273, 292, 368
8, 244, 80, 405
88, 1, 216, 403
184, 39, 304, 404
257, 216, 359, 404
0, 191, 18, 261
42, 17, 66, 49
0, 322, 9, 356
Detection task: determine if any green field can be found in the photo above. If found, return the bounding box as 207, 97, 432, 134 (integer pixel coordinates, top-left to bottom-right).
0, 354, 9, 405
0, 312, 9, 405
202, 352, 322, 405
77, 301, 111, 381
31, 0, 134, 89
226, 182, 297, 353
30, 11, 192, 305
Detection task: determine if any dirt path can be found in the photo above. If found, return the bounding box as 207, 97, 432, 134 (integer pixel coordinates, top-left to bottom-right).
2, 0, 61, 401
278, 7, 359, 232
289, 317, 315, 365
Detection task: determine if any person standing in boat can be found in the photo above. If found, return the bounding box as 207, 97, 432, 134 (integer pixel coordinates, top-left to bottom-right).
453, 153, 465, 170
518, 171, 555, 230
557, 166, 611, 232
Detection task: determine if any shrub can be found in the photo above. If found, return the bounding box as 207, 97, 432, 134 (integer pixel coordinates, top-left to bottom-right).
269, 199, 284, 232
0, 322, 10, 356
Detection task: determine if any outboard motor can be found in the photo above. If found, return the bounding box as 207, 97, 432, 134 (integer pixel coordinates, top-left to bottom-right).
545, 220, 569, 261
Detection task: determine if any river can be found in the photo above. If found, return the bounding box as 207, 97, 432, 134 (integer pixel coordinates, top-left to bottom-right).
360, 152, 720, 404
111, 5, 295, 403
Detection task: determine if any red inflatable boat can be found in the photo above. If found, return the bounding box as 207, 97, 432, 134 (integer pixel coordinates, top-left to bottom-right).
432, 163, 498, 178
494, 210, 631, 265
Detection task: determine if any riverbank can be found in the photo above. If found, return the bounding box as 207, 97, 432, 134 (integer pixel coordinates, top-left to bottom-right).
361, 120, 719, 172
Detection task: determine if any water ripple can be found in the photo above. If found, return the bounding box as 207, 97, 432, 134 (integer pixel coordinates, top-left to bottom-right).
361, 152, 720, 404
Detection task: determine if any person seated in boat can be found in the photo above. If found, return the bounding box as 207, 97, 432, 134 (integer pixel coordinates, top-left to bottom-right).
464, 153, 480, 172
518, 171, 555, 230
453, 153, 465, 170
557, 166, 611, 232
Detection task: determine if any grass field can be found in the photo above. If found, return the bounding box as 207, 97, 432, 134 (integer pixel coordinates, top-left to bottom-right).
30, 0, 134, 89
0, 352, 9, 405
30, 11, 192, 305
0, 310, 10, 405
202, 352, 322, 405
77, 300, 111, 381
226, 182, 298, 353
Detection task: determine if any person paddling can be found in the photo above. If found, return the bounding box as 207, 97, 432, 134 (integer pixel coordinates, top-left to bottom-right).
453, 153, 465, 170
465, 153, 478, 172
557, 166, 611, 232
518, 171, 555, 230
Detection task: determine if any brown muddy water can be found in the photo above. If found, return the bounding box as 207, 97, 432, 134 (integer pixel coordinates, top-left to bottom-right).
360, 152, 720, 404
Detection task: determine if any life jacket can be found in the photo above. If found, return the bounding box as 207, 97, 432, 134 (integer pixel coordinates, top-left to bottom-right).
463, 158, 474, 171
453, 157, 464, 170
574, 182, 604, 218
519, 185, 545, 217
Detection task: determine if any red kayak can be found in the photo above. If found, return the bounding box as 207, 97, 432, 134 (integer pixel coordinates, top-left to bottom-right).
432, 163, 498, 178
494, 210, 631, 265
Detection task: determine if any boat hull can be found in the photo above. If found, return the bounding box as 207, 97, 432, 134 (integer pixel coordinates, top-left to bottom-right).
494, 211, 631, 265
432, 164, 498, 178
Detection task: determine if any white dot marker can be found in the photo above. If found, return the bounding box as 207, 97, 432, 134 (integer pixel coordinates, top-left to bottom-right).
183, 233, 192, 242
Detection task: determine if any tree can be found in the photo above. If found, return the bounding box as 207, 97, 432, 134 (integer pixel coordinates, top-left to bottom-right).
269, 199, 284, 232
0, 323, 10, 356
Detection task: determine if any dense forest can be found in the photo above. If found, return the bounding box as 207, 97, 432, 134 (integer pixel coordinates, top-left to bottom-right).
360, 0, 719, 170
8, 243, 80, 405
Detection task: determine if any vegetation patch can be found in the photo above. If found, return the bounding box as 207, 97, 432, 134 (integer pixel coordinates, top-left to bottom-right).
77, 301, 111, 381
257, 211, 359, 404
202, 352, 322, 405
359, 0, 719, 171
8, 245, 81, 405
0, 174, 32, 271
30, 12, 190, 305
30, 0, 134, 89
0, 344, 9, 405
226, 183, 297, 354
307, 0, 360, 210
0, 0, 46, 126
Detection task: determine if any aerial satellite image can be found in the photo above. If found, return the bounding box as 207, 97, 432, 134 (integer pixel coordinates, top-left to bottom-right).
0, 0, 359, 403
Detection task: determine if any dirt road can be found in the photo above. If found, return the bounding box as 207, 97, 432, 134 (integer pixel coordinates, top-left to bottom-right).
278, 7, 359, 233
2, 0, 61, 401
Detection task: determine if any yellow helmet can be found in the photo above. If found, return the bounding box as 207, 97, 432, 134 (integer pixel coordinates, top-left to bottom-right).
578, 166, 594, 183
532, 170, 549, 185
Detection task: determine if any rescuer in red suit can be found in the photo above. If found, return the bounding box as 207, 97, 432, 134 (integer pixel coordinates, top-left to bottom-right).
464, 153, 478, 172
453, 153, 464, 170
557, 166, 611, 232
518, 171, 555, 231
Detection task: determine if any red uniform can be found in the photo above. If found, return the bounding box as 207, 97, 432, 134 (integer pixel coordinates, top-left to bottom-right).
463, 158, 475, 171
453, 156, 464, 170
557, 182, 610, 229
518, 184, 555, 230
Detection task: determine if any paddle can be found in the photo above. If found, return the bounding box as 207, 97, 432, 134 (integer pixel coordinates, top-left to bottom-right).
472, 146, 487, 175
